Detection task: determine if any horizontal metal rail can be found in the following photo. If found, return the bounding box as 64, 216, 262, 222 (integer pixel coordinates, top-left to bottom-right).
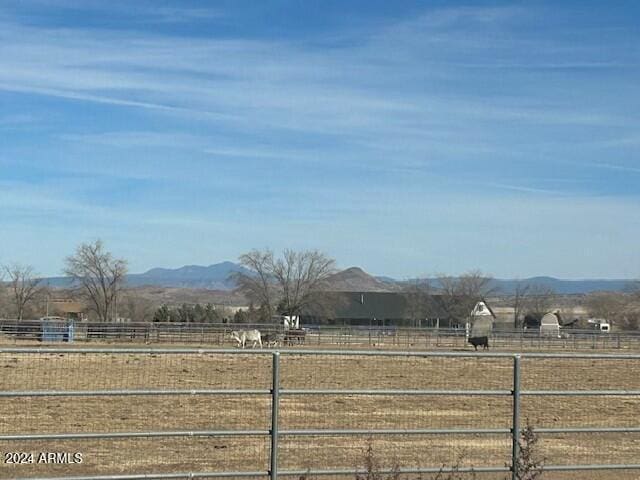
522, 390, 640, 396
0, 348, 270, 355
6, 426, 639, 443
280, 388, 513, 395
13, 464, 640, 480
279, 428, 511, 435
280, 464, 640, 475
10, 426, 640, 442
542, 464, 640, 471
4, 388, 637, 398
0, 389, 270, 397
0, 430, 270, 441
281, 466, 512, 475
13, 473, 268, 480
535, 427, 640, 434
2, 347, 640, 359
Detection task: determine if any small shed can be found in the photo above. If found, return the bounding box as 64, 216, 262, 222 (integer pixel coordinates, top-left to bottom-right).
540, 312, 561, 337
468, 301, 496, 338
41, 317, 75, 342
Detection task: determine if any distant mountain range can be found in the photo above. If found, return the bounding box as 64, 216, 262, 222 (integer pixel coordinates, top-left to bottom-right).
41, 261, 250, 290
40, 262, 637, 295
481, 277, 637, 295
126, 261, 251, 289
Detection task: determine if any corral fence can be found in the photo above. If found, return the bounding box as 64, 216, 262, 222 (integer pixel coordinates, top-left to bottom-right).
0, 348, 639, 480
1, 320, 640, 350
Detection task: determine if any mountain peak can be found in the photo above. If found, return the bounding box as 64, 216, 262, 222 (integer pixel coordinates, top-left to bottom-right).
339, 266, 368, 275
325, 267, 396, 292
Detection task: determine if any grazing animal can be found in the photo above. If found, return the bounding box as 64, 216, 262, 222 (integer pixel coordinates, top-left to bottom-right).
231, 329, 263, 349
468, 336, 489, 351
261, 333, 283, 348
284, 328, 306, 346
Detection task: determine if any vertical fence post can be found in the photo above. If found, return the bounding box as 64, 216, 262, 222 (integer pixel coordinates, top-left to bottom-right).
270, 351, 280, 480
511, 354, 521, 480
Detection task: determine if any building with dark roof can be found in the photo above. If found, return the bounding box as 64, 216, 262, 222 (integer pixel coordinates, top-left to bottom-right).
302, 291, 456, 327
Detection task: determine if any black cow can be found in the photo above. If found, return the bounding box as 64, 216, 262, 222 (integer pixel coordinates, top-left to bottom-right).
468, 336, 489, 351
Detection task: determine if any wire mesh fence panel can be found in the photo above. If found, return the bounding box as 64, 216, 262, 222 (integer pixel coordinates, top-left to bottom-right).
0, 349, 273, 480
515, 355, 640, 479
277, 434, 512, 473
280, 395, 512, 431
520, 395, 640, 429
0, 437, 270, 478
0, 395, 272, 435
279, 354, 513, 391
276, 353, 514, 475
535, 432, 640, 466
520, 357, 640, 391
0, 351, 273, 390
1, 349, 640, 480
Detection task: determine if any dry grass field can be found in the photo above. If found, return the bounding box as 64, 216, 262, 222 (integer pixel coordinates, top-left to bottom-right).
0, 340, 638, 479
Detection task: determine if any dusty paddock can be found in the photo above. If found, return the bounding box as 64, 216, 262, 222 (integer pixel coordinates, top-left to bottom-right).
0, 343, 639, 479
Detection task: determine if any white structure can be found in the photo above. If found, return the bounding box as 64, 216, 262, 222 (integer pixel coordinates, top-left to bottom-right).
467, 301, 495, 339
272, 315, 300, 330
283, 315, 299, 330
540, 312, 561, 337
588, 318, 611, 333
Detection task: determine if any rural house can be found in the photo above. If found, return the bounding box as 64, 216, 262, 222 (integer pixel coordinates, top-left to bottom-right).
302, 291, 458, 327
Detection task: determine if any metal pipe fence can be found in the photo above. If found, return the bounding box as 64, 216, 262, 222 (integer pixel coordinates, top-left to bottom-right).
2, 320, 640, 351
0, 348, 639, 479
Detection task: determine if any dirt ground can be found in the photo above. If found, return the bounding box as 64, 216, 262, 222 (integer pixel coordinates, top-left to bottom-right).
0, 342, 638, 479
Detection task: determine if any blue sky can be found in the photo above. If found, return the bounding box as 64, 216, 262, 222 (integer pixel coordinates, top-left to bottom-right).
0, 0, 639, 279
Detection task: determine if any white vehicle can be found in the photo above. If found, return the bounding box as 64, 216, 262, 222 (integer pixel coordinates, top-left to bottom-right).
587, 318, 611, 333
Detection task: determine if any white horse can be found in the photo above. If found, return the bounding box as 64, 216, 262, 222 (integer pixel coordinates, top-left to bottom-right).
231, 329, 262, 349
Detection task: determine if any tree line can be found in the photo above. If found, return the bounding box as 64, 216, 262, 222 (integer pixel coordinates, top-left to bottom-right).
1, 241, 638, 330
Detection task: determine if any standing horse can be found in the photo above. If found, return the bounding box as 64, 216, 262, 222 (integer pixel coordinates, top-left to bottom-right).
231, 330, 263, 349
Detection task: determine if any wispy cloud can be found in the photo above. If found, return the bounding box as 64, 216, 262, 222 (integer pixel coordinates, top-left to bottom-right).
1, 2, 639, 277
593, 163, 640, 174
3, 0, 224, 24
487, 182, 563, 196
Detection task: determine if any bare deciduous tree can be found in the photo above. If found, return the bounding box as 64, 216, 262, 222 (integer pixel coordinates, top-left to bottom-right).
232, 249, 278, 319
437, 270, 497, 323
233, 248, 336, 319
3, 264, 43, 321
64, 240, 127, 322
586, 291, 640, 331
512, 281, 531, 328
120, 293, 155, 322
585, 292, 623, 321
522, 285, 556, 320
403, 279, 433, 328
272, 249, 336, 317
